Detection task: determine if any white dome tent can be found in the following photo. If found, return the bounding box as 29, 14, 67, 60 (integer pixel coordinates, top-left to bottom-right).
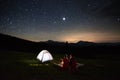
37, 50, 53, 62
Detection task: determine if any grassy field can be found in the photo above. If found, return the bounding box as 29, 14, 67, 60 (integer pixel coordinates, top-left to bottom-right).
0, 50, 120, 80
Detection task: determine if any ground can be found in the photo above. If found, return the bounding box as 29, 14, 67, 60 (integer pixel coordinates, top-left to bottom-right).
0, 50, 120, 80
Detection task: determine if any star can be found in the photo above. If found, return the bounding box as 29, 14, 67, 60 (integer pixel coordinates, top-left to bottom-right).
53, 21, 57, 24
33, 18, 36, 22
9, 21, 13, 25
117, 18, 120, 22
62, 17, 66, 21
88, 4, 91, 7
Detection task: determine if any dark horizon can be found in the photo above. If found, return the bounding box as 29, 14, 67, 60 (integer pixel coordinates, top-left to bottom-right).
1, 32, 120, 44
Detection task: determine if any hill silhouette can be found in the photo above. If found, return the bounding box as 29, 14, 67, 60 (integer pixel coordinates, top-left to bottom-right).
0, 33, 37, 52
0, 33, 120, 58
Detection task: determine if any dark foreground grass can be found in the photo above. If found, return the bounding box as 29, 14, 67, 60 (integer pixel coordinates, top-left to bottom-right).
0, 50, 120, 80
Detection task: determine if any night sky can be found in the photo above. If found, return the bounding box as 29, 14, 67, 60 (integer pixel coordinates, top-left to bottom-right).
0, 0, 120, 43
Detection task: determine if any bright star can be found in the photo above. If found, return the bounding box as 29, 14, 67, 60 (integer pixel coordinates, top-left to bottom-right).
62, 17, 66, 21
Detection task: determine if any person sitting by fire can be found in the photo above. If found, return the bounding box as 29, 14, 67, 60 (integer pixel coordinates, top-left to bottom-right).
62, 54, 69, 71
69, 54, 77, 72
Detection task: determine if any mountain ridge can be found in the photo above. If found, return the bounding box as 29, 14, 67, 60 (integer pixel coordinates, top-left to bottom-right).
0, 33, 120, 45
0, 33, 120, 57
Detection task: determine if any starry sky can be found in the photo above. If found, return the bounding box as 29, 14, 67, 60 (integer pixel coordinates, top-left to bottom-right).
0, 0, 120, 43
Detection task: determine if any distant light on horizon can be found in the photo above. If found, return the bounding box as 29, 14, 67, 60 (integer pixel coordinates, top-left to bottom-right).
11, 31, 119, 43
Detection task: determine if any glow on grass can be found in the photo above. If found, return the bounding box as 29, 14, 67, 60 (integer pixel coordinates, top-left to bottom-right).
21, 59, 38, 63
29, 64, 49, 66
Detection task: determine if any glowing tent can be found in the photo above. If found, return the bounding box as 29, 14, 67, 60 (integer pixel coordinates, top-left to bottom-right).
37, 50, 53, 62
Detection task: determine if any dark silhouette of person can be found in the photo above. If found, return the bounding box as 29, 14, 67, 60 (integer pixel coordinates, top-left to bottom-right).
62, 54, 69, 71
69, 54, 77, 72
